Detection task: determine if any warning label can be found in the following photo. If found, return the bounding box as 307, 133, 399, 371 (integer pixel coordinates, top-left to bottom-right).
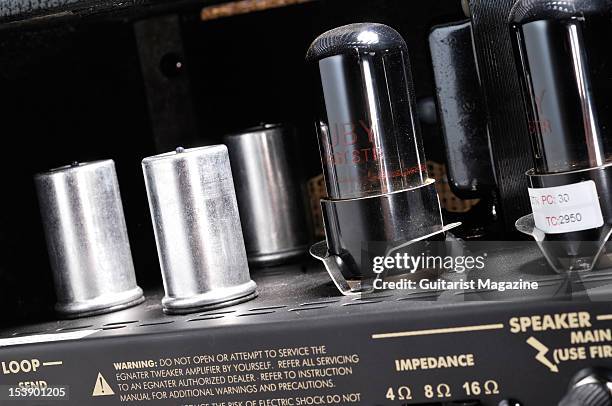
93, 373, 115, 397
106, 345, 361, 405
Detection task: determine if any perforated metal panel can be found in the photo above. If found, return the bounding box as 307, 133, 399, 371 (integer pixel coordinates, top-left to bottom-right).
3, 244, 612, 340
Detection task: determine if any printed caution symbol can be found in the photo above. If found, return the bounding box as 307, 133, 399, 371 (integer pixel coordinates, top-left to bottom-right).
92, 372, 115, 397
527, 336, 559, 373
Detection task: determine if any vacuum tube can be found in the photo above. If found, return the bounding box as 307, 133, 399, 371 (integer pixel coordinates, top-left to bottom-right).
306, 23, 457, 294
511, 0, 612, 272
307, 23, 428, 199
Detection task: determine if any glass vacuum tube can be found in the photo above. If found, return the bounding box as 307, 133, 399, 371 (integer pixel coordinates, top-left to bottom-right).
511, 0, 612, 272
306, 23, 428, 200
511, 0, 612, 174
307, 23, 451, 292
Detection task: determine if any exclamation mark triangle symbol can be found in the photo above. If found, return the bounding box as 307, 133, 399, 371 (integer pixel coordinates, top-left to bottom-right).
92, 372, 115, 397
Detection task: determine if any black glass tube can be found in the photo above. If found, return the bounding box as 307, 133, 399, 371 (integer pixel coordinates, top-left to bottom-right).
510, 0, 612, 174
307, 23, 427, 200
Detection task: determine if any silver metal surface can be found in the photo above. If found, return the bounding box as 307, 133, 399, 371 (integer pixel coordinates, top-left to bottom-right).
517, 163, 612, 273
224, 124, 310, 266
310, 220, 461, 296
142, 146, 257, 314
34, 160, 144, 318
311, 181, 460, 294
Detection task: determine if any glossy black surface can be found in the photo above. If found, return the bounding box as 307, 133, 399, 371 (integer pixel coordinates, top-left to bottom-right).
321, 182, 443, 277
429, 20, 496, 198
510, 0, 611, 24
308, 23, 427, 200
305, 22, 407, 62
512, 10, 612, 173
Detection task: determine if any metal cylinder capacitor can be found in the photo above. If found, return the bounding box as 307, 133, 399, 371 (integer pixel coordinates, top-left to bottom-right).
223, 124, 310, 266
35, 160, 144, 318
142, 146, 257, 314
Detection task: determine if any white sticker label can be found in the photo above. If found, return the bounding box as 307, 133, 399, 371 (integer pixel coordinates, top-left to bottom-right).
0, 329, 99, 348
528, 180, 604, 234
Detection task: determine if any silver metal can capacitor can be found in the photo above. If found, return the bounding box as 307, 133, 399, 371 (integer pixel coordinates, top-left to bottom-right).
223, 124, 310, 266
142, 146, 257, 314
34, 160, 145, 318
